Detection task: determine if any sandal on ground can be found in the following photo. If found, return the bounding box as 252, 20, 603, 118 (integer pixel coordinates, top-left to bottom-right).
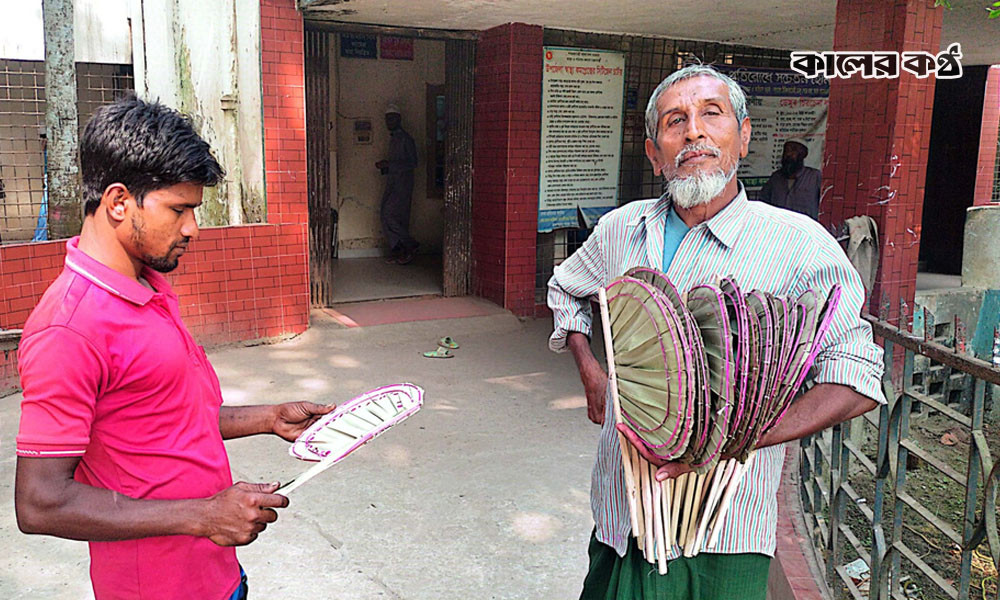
422, 347, 453, 359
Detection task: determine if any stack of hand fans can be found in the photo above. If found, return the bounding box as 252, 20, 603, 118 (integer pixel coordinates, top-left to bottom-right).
279, 383, 423, 494
598, 267, 841, 571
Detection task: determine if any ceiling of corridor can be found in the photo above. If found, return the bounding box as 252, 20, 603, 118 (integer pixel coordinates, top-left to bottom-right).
301, 0, 999, 65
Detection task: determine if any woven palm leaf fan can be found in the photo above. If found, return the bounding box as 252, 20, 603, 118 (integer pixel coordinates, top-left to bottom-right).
740, 302, 764, 455
764, 284, 843, 433
743, 293, 808, 454
765, 294, 794, 413
606, 277, 693, 460
685, 284, 734, 471
625, 266, 714, 466
680, 308, 714, 469
763, 290, 820, 436
279, 383, 424, 494
792, 284, 843, 390
736, 291, 777, 459
625, 267, 685, 310
718, 278, 753, 458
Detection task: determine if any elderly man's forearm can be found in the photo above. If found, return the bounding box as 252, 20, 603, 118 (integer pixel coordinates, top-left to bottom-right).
756, 383, 878, 448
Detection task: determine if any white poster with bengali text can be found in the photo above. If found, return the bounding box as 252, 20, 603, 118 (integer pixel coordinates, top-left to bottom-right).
539, 47, 625, 232
718, 66, 829, 196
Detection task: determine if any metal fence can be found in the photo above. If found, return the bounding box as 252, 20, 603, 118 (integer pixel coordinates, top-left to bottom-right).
799, 314, 1000, 600
534, 30, 790, 302
0, 59, 133, 244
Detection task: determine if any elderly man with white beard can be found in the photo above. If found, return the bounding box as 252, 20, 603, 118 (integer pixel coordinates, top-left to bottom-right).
547, 65, 884, 599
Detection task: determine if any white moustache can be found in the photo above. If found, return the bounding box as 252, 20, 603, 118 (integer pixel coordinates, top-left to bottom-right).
675, 144, 721, 167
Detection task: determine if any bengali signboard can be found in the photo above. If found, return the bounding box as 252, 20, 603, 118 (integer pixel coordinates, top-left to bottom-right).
340, 34, 377, 59
380, 36, 414, 60
538, 47, 625, 232
718, 66, 830, 194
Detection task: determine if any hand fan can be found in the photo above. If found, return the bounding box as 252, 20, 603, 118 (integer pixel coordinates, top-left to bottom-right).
763, 290, 819, 434
737, 291, 776, 459
764, 284, 843, 433
685, 284, 734, 470
626, 266, 714, 468
606, 277, 693, 460
279, 383, 424, 494
718, 278, 751, 457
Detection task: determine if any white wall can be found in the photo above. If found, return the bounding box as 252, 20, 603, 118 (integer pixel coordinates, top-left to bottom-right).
0, 0, 266, 228
335, 36, 446, 256
131, 0, 265, 226
0, 0, 132, 64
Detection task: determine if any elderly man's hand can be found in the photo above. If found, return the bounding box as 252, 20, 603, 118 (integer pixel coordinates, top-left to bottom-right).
271, 402, 336, 442
615, 423, 695, 481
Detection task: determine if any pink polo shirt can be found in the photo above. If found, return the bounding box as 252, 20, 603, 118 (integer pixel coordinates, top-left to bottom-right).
16, 237, 240, 600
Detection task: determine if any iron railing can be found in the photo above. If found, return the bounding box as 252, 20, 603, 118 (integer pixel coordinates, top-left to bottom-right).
800, 314, 1000, 600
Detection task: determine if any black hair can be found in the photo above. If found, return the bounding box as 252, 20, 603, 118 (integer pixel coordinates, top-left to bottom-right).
80, 95, 224, 215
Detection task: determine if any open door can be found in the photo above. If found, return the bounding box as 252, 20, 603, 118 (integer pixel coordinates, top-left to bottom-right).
442, 39, 474, 297
305, 28, 334, 306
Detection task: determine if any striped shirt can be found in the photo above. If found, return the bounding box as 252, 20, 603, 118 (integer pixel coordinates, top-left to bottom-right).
547, 185, 886, 558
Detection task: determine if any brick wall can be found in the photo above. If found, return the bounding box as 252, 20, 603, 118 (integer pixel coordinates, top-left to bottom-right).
472, 23, 542, 317
0, 0, 310, 394
820, 0, 942, 327
974, 65, 1000, 206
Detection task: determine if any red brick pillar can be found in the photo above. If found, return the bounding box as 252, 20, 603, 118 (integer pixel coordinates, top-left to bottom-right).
820, 0, 942, 328
257, 0, 309, 336
472, 23, 542, 317
974, 66, 1000, 206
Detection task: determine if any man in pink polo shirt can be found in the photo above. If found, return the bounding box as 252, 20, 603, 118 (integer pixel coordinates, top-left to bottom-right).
14, 96, 334, 600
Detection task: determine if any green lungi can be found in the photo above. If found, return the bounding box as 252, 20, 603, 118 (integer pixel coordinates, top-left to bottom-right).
580, 530, 771, 600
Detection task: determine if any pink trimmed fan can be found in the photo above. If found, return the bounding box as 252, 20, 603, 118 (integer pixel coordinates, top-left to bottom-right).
278, 383, 423, 494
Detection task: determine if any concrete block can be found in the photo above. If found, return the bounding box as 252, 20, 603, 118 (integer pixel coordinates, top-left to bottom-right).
963, 205, 1000, 289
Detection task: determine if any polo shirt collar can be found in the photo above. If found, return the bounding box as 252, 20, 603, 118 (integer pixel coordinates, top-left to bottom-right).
64, 237, 173, 306
631, 182, 750, 251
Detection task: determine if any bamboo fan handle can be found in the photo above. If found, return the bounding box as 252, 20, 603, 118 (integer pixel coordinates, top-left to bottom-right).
693, 460, 730, 553
598, 287, 641, 538
707, 451, 757, 549
640, 458, 655, 562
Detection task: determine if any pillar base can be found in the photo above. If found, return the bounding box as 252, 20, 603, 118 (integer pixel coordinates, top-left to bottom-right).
962, 205, 1000, 288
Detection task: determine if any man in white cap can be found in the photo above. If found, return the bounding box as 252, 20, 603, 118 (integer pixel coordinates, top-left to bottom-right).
757, 138, 821, 220
375, 104, 419, 264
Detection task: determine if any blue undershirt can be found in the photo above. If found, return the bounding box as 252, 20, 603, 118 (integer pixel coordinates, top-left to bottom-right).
662, 206, 691, 272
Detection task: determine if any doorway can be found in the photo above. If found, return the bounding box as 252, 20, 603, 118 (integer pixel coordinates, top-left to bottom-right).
304, 23, 474, 307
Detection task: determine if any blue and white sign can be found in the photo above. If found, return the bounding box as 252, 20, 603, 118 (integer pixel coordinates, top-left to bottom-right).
538, 47, 625, 233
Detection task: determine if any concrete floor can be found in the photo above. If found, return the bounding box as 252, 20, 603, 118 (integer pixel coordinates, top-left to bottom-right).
915, 271, 962, 291
0, 310, 600, 599
332, 255, 443, 303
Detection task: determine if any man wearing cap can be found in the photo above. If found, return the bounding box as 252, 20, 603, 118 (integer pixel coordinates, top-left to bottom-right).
375, 104, 419, 264
757, 139, 822, 220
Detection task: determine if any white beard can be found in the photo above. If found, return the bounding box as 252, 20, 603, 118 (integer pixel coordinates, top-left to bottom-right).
666, 159, 740, 209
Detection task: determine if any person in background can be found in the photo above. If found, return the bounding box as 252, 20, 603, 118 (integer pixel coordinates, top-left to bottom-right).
376, 103, 419, 264
757, 138, 822, 220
